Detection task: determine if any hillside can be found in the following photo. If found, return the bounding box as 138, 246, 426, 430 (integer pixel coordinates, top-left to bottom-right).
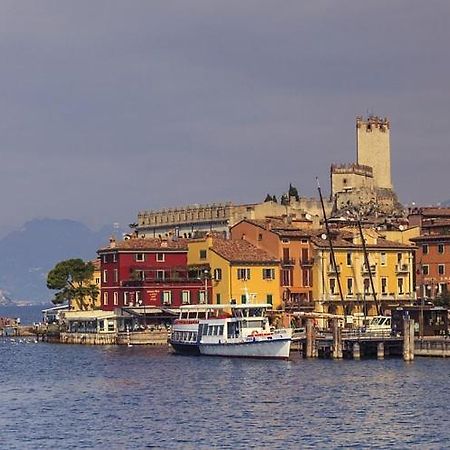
0, 219, 124, 304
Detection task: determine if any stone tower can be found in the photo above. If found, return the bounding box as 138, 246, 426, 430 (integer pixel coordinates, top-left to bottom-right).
356, 116, 392, 189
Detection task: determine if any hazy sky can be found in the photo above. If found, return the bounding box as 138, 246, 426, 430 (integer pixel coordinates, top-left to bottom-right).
1, 1, 449, 237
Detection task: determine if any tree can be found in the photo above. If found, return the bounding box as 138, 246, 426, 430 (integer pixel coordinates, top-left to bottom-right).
264, 194, 273, 202
288, 183, 300, 201
47, 259, 99, 310
434, 291, 450, 308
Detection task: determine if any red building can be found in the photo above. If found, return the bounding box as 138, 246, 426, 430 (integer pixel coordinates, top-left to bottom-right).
98, 236, 210, 311
410, 210, 450, 300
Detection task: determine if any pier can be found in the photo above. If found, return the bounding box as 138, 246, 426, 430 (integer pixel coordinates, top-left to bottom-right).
292, 318, 450, 360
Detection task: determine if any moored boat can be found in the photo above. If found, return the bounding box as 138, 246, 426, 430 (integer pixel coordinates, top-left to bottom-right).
198, 304, 292, 360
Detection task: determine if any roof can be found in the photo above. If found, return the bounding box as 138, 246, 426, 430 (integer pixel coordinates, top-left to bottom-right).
235, 218, 313, 238
311, 232, 414, 250
410, 234, 450, 242
211, 238, 279, 264
98, 237, 189, 253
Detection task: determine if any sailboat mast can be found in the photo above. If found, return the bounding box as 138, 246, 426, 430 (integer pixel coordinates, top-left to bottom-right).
316, 178, 346, 319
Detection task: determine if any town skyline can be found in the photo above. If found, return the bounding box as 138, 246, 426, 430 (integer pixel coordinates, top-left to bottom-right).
1, 1, 449, 238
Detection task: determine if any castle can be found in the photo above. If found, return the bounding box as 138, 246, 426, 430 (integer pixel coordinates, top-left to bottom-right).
330, 116, 402, 217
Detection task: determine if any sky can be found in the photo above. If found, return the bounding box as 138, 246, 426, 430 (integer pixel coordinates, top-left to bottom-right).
0, 1, 449, 238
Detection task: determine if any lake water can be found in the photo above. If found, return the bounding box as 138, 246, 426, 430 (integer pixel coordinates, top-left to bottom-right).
0, 340, 449, 449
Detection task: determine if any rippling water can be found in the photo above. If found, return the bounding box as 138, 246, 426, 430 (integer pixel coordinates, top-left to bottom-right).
0, 340, 449, 449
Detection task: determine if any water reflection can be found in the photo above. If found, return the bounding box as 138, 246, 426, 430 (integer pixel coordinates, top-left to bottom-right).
0, 340, 449, 449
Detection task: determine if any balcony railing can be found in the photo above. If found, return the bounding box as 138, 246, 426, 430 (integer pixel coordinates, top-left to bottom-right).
327, 264, 341, 274
300, 258, 314, 267
361, 264, 377, 274
282, 258, 296, 267
395, 264, 410, 273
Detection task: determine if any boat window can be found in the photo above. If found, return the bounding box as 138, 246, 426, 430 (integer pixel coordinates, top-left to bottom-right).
218, 325, 224, 336
198, 311, 206, 319
207, 326, 213, 336
181, 312, 188, 319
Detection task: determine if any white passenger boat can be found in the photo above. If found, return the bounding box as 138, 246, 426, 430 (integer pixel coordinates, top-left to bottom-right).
169, 304, 227, 355
198, 304, 292, 360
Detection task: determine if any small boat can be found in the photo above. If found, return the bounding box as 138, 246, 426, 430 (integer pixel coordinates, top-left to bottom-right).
198, 304, 292, 360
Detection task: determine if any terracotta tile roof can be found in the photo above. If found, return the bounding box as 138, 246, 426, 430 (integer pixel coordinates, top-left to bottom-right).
98, 237, 189, 252
311, 232, 414, 250
211, 238, 279, 264
239, 218, 314, 238
91, 259, 101, 270
411, 234, 450, 242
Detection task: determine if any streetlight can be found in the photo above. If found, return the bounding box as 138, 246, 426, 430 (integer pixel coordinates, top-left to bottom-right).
204, 270, 209, 304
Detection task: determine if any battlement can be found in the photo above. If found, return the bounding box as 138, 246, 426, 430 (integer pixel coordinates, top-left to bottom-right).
356, 115, 390, 131
331, 163, 373, 177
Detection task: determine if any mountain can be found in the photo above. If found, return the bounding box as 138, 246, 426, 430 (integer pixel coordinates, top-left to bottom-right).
443, 199, 450, 207
0, 219, 125, 304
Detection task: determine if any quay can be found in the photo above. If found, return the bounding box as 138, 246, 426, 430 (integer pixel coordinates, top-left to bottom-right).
291, 318, 450, 360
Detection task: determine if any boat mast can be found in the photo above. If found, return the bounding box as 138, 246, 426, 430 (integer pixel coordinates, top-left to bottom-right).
316, 178, 346, 320
356, 217, 381, 316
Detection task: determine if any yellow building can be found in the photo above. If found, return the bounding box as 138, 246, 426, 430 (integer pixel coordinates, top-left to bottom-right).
311, 229, 416, 316
187, 235, 281, 308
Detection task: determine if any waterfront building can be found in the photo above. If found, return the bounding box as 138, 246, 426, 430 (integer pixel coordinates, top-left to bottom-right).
410, 212, 450, 300
97, 236, 208, 311
187, 235, 281, 308
230, 218, 315, 311
311, 228, 416, 316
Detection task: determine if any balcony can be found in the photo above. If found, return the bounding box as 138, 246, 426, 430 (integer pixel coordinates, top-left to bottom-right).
361, 264, 377, 274
300, 258, 314, 267
282, 258, 296, 267
327, 264, 341, 274
395, 264, 410, 273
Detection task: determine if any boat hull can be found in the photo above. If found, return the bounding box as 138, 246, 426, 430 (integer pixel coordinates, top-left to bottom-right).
170, 341, 200, 356
199, 338, 291, 360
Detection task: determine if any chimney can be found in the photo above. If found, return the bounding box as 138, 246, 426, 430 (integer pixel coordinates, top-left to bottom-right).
109, 236, 116, 248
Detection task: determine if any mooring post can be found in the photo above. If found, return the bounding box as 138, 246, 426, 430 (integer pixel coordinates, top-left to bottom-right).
353, 342, 361, 360
306, 319, 316, 358
332, 319, 343, 359
403, 318, 415, 361
409, 319, 415, 361
377, 342, 385, 360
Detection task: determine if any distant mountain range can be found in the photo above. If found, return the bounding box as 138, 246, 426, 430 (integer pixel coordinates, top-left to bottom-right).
0, 219, 125, 305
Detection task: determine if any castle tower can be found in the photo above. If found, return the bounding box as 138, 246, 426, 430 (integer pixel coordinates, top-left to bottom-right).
356, 116, 392, 189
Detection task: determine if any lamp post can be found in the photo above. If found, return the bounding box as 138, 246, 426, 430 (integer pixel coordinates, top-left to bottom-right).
204, 269, 209, 304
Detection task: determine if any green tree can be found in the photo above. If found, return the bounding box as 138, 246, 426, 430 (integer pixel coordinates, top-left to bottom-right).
288, 183, 300, 201
47, 259, 99, 310
434, 291, 450, 308
264, 194, 273, 202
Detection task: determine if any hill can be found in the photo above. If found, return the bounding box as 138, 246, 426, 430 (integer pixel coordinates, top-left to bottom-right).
0, 219, 124, 304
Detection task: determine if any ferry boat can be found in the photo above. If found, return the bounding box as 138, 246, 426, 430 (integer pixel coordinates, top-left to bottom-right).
169, 304, 224, 355
198, 304, 292, 360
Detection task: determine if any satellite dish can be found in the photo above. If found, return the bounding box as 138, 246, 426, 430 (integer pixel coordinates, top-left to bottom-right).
321, 233, 327, 240
399, 225, 405, 231
305, 213, 312, 220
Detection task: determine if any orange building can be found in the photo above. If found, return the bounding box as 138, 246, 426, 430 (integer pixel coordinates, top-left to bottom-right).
230, 218, 315, 311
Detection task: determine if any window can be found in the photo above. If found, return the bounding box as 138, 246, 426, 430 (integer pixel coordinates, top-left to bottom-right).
329, 278, 336, 295
381, 278, 387, 295
156, 270, 165, 281
114, 269, 118, 283
422, 265, 429, 275
113, 292, 118, 306
162, 291, 172, 305
266, 294, 273, 305
112, 253, 117, 263
241, 294, 247, 304
397, 278, 404, 295
199, 249, 207, 259
258, 233, 263, 241
397, 253, 402, 264
124, 292, 129, 306
281, 269, 291, 286
102, 270, 108, 283
262, 268, 275, 280
301, 248, 309, 262
135, 253, 145, 262
438, 264, 445, 276
103, 292, 108, 306
214, 268, 222, 281
346, 253, 352, 266
136, 291, 142, 303
182, 291, 190, 304
237, 268, 251, 280
438, 244, 445, 254
199, 291, 206, 304
95, 277, 100, 285
156, 253, 165, 262
381, 253, 387, 266
422, 244, 428, 255
363, 278, 370, 294
347, 278, 353, 295
216, 293, 221, 304
302, 269, 310, 287
102, 254, 108, 263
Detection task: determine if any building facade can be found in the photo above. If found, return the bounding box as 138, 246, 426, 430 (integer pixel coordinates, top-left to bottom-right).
311, 229, 416, 316
97, 237, 209, 311
187, 235, 281, 308
230, 218, 314, 311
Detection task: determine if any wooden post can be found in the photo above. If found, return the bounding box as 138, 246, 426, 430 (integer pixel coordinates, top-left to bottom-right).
306, 319, 316, 358
403, 318, 415, 361
353, 342, 361, 360
377, 342, 385, 360
332, 319, 343, 359
409, 320, 415, 361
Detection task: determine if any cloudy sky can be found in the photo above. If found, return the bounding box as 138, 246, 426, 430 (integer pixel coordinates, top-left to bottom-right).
0, 1, 449, 237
